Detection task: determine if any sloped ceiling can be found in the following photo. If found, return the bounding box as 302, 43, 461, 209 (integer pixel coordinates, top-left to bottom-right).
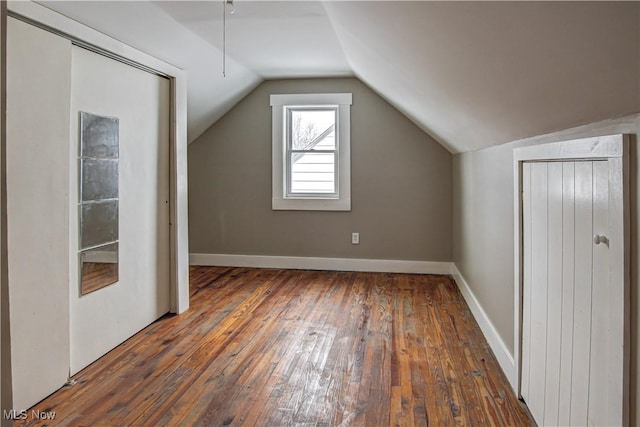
38, 1, 639, 153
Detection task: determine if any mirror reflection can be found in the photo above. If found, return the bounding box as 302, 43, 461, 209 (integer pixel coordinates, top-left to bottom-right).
80, 201, 118, 249
81, 158, 118, 201
79, 112, 120, 295
81, 113, 119, 159
80, 243, 119, 295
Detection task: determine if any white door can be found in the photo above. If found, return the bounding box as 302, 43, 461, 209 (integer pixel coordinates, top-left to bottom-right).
521, 160, 619, 426
6, 17, 72, 410
69, 46, 171, 373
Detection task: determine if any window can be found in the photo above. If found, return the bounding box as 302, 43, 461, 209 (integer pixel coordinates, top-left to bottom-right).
271, 93, 352, 211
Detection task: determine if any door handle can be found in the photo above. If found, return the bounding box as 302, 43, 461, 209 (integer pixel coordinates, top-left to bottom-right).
593, 234, 609, 245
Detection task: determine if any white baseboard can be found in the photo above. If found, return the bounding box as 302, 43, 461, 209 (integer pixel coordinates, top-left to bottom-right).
189, 253, 452, 275
451, 263, 517, 391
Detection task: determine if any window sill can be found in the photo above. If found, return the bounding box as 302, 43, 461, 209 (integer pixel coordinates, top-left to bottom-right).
272, 197, 351, 211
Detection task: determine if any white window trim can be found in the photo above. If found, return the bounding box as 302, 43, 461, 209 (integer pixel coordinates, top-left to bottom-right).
271, 93, 352, 211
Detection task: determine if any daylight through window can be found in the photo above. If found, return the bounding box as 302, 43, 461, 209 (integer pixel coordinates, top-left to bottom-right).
288, 108, 337, 195
271, 93, 352, 211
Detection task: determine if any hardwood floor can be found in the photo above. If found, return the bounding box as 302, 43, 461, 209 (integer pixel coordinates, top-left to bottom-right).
18, 267, 533, 426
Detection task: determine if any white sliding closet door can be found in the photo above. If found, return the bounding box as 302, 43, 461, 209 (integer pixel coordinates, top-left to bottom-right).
69, 46, 171, 373
6, 12, 178, 411
6, 17, 72, 411
521, 160, 618, 426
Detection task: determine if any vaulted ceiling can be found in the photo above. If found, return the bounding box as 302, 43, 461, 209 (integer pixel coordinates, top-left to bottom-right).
39, 1, 639, 153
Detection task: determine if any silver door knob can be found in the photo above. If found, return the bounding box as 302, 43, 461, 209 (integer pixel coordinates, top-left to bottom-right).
593, 234, 608, 245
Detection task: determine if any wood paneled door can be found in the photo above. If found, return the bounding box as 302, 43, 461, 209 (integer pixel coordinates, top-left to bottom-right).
521, 159, 622, 426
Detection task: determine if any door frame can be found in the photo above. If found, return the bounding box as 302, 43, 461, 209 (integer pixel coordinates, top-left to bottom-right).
513, 134, 630, 425
7, 1, 190, 314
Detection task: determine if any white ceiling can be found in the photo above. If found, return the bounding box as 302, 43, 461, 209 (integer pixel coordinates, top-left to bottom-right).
154, 1, 352, 79
38, 1, 639, 153
37, 0, 262, 141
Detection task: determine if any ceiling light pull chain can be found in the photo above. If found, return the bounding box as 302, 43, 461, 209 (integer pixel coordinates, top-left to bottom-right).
222, 0, 234, 77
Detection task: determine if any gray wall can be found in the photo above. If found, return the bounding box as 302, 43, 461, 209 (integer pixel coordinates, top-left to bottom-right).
188, 78, 452, 261
452, 115, 639, 425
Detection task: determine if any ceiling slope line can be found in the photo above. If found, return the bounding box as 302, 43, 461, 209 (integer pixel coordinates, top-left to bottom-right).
321, 1, 455, 154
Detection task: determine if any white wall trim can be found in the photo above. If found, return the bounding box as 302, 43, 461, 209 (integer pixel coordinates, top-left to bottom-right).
501, 114, 638, 152
270, 93, 353, 106
451, 263, 517, 390
514, 133, 624, 162
190, 253, 452, 275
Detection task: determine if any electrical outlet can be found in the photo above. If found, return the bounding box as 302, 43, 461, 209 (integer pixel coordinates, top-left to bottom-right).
352, 232, 360, 245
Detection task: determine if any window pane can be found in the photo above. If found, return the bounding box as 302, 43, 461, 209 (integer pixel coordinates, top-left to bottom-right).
290, 152, 335, 194
290, 109, 336, 150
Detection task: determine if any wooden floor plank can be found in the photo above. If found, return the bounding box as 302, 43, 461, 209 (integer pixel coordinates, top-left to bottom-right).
16, 267, 533, 426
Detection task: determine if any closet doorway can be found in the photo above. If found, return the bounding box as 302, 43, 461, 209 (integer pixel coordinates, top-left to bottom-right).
514, 135, 630, 426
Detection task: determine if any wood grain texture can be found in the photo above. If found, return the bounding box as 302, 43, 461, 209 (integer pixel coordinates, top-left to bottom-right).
16, 267, 533, 426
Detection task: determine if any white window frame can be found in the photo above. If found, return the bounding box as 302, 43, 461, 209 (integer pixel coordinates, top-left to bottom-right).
271, 93, 352, 211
